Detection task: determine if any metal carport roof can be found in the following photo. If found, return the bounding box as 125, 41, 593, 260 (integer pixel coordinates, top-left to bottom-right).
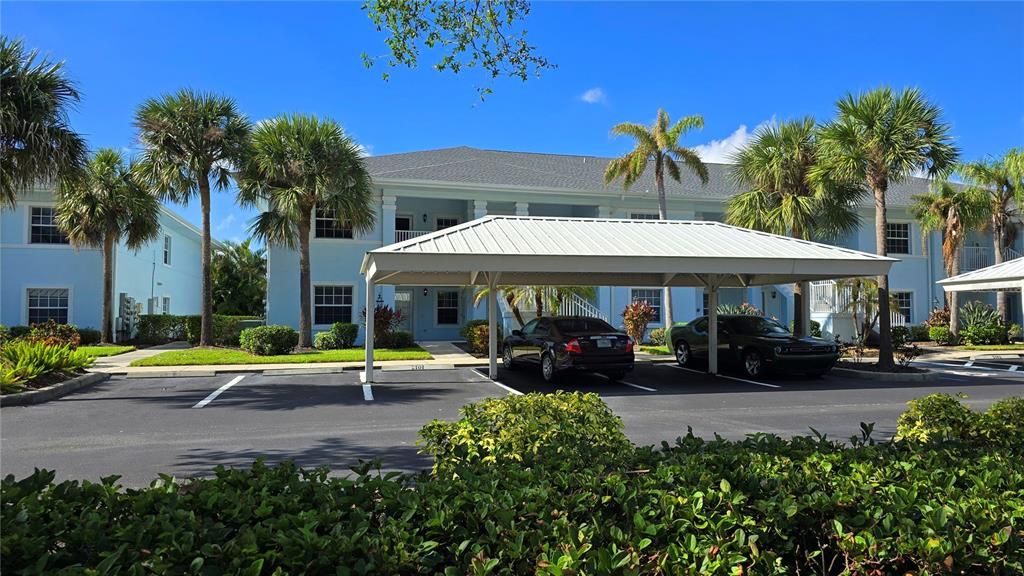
937, 257, 1024, 292
359, 216, 897, 381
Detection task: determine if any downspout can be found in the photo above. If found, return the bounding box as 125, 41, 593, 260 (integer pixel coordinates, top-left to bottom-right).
925, 229, 934, 318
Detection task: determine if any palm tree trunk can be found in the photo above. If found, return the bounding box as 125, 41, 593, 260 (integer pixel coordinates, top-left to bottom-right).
949, 244, 960, 336
655, 164, 673, 328
506, 292, 525, 327
101, 233, 115, 344
994, 220, 1007, 321
199, 178, 214, 347
297, 217, 313, 348
872, 182, 895, 370
535, 290, 543, 318
792, 282, 804, 338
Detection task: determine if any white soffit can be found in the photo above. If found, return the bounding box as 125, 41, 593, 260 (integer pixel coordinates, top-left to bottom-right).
937, 257, 1024, 292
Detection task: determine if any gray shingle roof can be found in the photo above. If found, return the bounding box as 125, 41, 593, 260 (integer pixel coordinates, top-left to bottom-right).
364, 146, 938, 207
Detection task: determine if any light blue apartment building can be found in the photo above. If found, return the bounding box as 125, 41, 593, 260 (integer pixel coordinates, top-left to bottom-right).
266, 147, 1021, 343
1, 187, 209, 339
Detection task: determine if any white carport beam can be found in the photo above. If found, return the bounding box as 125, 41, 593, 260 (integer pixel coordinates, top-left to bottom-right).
487, 273, 499, 380
364, 274, 375, 383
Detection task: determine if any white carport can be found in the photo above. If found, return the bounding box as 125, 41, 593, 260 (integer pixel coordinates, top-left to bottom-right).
359, 216, 896, 382
938, 257, 1024, 310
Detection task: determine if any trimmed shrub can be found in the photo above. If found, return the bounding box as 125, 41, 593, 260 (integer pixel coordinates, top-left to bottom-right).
929, 325, 955, 345
379, 330, 414, 349
648, 327, 666, 346
77, 328, 101, 345
26, 320, 80, 349
1008, 323, 1022, 342
979, 396, 1024, 448
313, 331, 339, 351
135, 314, 187, 343
890, 325, 911, 347
896, 393, 976, 443
420, 391, 632, 473
0, 341, 93, 394
910, 323, 930, 342
330, 322, 359, 348
459, 319, 501, 354
788, 319, 822, 338
960, 322, 1006, 346
239, 325, 298, 356
136, 314, 259, 345
622, 300, 656, 344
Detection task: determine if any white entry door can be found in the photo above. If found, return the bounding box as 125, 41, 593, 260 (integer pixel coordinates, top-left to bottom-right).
395, 289, 413, 333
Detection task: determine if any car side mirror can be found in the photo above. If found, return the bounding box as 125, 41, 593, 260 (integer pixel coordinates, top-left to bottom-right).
512, 330, 523, 337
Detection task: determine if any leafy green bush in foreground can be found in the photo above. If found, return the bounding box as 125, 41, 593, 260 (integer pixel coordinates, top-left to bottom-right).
2, 393, 1022, 574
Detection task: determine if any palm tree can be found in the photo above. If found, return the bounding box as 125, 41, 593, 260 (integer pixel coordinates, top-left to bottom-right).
473, 285, 599, 327
55, 148, 160, 343
135, 90, 251, 346
959, 149, 1024, 321
1, 36, 86, 208
604, 109, 709, 328
212, 239, 267, 317
238, 114, 375, 348
725, 117, 862, 337
815, 87, 958, 369
910, 181, 987, 334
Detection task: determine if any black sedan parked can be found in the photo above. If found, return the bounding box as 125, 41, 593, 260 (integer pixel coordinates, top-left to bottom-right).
502, 316, 635, 382
668, 315, 840, 378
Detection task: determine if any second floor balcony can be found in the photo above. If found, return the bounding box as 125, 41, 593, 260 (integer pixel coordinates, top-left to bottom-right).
960, 246, 1023, 272
395, 229, 433, 242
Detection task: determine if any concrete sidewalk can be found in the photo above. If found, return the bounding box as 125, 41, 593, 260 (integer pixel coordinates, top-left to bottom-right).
90, 342, 192, 371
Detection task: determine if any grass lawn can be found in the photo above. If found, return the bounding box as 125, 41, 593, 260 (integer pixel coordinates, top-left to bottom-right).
79, 345, 136, 358
131, 347, 432, 367
954, 344, 1024, 351
637, 345, 670, 355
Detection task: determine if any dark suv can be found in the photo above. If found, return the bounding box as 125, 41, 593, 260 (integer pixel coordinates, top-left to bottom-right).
502, 316, 635, 382
668, 315, 840, 378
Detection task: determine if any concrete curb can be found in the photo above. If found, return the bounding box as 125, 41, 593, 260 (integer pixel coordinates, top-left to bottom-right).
0, 372, 109, 407
832, 367, 936, 383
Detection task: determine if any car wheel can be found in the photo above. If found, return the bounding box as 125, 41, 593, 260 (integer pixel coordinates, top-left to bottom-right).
502, 345, 516, 370
742, 349, 765, 378
541, 353, 558, 382
674, 341, 692, 367
603, 371, 627, 381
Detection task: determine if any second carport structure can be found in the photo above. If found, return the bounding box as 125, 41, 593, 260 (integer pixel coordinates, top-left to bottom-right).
359, 216, 896, 382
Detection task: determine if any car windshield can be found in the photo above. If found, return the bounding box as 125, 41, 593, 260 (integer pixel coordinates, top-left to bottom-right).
730, 316, 791, 336
554, 318, 616, 333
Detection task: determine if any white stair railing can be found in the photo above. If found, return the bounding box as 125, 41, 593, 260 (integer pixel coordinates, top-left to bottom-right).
506, 288, 608, 322
809, 280, 853, 314
960, 246, 992, 272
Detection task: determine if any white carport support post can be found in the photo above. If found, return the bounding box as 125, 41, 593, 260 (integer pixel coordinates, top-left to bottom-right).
487, 273, 499, 379
364, 274, 375, 383
708, 283, 720, 375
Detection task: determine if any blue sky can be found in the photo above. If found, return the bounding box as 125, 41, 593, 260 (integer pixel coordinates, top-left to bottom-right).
4, 1, 1022, 242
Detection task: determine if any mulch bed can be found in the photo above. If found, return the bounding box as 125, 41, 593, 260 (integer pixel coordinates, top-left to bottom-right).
451, 341, 487, 359
836, 360, 927, 374
9, 369, 86, 392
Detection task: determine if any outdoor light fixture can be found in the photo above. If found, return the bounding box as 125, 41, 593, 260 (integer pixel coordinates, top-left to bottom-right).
422, 214, 427, 223
771, 289, 777, 299
423, 288, 428, 296
376, 294, 384, 307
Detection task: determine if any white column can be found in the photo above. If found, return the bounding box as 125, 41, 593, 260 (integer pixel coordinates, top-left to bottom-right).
364, 275, 376, 383
380, 195, 397, 307
515, 202, 529, 216
708, 284, 719, 375
474, 200, 488, 220
488, 273, 498, 379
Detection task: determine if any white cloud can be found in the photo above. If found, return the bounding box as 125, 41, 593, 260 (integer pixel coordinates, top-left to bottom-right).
215, 213, 237, 234
692, 118, 775, 164
580, 87, 607, 104
357, 143, 374, 157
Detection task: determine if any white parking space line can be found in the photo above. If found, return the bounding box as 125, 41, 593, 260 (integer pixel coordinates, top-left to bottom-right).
192, 375, 246, 408
662, 364, 780, 389
470, 368, 525, 395
621, 381, 657, 392
362, 384, 374, 401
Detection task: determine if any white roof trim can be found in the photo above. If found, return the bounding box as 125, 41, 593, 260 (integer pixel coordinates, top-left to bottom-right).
361, 216, 896, 287
937, 257, 1024, 292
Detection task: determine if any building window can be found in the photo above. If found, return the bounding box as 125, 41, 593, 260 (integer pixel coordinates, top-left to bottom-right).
314, 285, 353, 324
894, 291, 913, 323
29, 206, 68, 244
886, 223, 911, 255
702, 292, 710, 316
162, 297, 171, 315
163, 235, 172, 265
436, 290, 459, 325
630, 212, 660, 220
27, 288, 69, 324
436, 217, 459, 231
631, 288, 662, 323
314, 207, 353, 239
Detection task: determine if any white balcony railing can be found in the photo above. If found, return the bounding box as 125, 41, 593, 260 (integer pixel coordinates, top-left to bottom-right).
395, 230, 432, 242
960, 246, 1023, 272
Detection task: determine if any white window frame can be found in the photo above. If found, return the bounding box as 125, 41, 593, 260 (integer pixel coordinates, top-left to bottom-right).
435, 215, 460, 231
885, 222, 912, 255
394, 213, 415, 231
630, 212, 660, 220
162, 234, 172, 266
630, 287, 662, 324
312, 283, 355, 327
26, 204, 69, 246
313, 206, 354, 240
162, 296, 171, 315
893, 291, 913, 323
435, 289, 460, 326
24, 286, 72, 325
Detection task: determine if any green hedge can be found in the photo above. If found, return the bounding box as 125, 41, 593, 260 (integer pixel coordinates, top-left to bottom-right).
136, 314, 261, 345
239, 325, 298, 356
459, 319, 501, 354
3, 393, 1022, 574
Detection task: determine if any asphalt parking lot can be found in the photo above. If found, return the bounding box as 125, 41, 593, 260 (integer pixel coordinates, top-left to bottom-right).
2, 361, 1021, 486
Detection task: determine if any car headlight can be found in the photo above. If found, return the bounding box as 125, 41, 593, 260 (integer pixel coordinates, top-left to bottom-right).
774, 346, 783, 354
